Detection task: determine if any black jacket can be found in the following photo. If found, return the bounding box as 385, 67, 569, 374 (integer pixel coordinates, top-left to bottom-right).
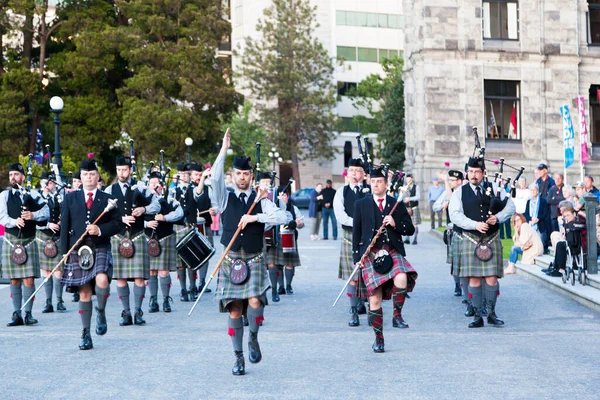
352, 194, 414, 264
321, 187, 336, 209
546, 185, 565, 219
59, 190, 123, 255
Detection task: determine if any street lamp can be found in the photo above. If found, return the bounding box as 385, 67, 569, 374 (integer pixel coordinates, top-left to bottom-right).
49, 96, 64, 169
185, 137, 193, 163
267, 147, 283, 171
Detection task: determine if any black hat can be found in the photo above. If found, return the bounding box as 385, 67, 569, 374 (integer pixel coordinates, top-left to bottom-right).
40, 171, 51, 180
370, 166, 387, 180
47, 173, 57, 182
73, 172, 81, 180
176, 163, 188, 172
348, 158, 364, 169
80, 159, 98, 171
257, 171, 272, 180
537, 163, 548, 170
467, 156, 485, 171
8, 163, 24, 174
148, 171, 162, 181
188, 163, 203, 172
116, 156, 132, 167
326, 179, 333, 184
449, 170, 464, 180
233, 156, 252, 171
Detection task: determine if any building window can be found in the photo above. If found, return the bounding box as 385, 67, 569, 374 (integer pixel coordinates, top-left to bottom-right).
339, 117, 359, 133
484, 80, 520, 140
588, 1, 600, 44
336, 10, 403, 29
483, 1, 519, 40
589, 85, 600, 143
337, 81, 357, 97
337, 46, 357, 61
378, 14, 388, 28
357, 47, 378, 62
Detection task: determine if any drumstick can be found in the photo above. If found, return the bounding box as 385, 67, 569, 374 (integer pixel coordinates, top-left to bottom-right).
188, 189, 267, 316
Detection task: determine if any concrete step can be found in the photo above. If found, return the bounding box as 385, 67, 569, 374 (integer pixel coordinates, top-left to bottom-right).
533, 255, 600, 290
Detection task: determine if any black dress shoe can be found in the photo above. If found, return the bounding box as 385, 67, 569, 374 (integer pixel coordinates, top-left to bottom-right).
286, 285, 294, 295
412, 239, 418, 245
119, 310, 133, 326
392, 316, 409, 328
189, 287, 198, 301
95, 307, 108, 336
372, 337, 385, 353
464, 304, 475, 317
134, 309, 146, 325
547, 269, 562, 277
348, 307, 360, 327
24, 311, 38, 325
79, 328, 93, 350
541, 267, 550, 273
271, 289, 280, 303
199, 281, 212, 294
56, 299, 66, 312
7, 311, 24, 327
453, 283, 462, 297
480, 305, 488, 317
277, 287, 286, 295
242, 315, 249, 327
248, 332, 262, 363
42, 299, 54, 313
403, 239, 410, 245
461, 299, 469, 304
468, 316, 484, 328
356, 302, 367, 315
148, 296, 159, 313
487, 312, 505, 326
163, 296, 173, 313
180, 289, 189, 302
72, 292, 80, 302
232, 351, 245, 376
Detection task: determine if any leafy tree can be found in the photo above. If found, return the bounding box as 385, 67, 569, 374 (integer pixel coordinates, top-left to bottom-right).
236, 0, 338, 188
348, 57, 406, 170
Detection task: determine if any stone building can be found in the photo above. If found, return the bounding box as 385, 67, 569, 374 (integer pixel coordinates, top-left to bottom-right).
403, 0, 600, 202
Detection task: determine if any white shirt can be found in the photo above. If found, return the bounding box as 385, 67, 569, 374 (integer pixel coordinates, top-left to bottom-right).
373, 194, 386, 211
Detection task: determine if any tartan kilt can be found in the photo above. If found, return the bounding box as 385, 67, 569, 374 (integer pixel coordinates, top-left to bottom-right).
1, 234, 40, 279
61, 247, 113, 292
452, 232, 503, 278
357, 247, 418, 299
111, 233, 150, 280
338, 229, 354, 280
174, 224, 189, 243
36, 230, 63, 272
264, 242, 301, 267
410, 206, 421, 225
149, 233, 177, 272
215, 249, 269, 313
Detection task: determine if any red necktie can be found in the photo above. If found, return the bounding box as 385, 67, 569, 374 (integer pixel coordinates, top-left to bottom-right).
86, 192, 94, 210
377, 198, 384, 212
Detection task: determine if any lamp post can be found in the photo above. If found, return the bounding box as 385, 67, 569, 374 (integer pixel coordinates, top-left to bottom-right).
267, 147, 283, 171
49, 96, 64, 170
185, 137, 193, 163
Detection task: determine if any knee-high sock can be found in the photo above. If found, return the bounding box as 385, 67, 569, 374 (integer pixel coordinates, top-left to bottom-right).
412, 227, 419, 241
133, 284, 146, 310
460, 278, 470, 303
285, 267, 294, 287
117, 285, 130, 312
22, 285, 35, 312
177, 269, 186, 292
469, 285, 483, 316
96, 286, 110, 311
198, 264, 208, 284
482, 279, 489, 303
187, 269, 197, 290
159, 275, 172, 299
247, 304, 264, 334
370, 307, 384, 339
453, 275, 460, 285
392, 286, 407, 319
44, 278, 53, 301
268, 267, 279, 291
228, 317, 244, 352
10, 283, 22, 312
485, 283, 500, 311
347, 284, 359, 308
79, 300, 93, 329
53, 276, 63, 300
148, 275, 158, 298
277, 266, 284, 289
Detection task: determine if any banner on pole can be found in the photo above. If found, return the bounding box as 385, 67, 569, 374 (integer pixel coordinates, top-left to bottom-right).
577, 96, 589, 165
560, 105, 575, 169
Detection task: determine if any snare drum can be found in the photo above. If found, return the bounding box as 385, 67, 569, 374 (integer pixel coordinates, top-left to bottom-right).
264, 227, 277, 248
176, 228, 215, 270
196, 217, 206, 236
280, 228, 296, 254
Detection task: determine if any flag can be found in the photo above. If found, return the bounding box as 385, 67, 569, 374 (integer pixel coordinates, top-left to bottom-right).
489, 101, 498, 138
560, 105, 575, 169
577, 96, 589, 164
509, 102, 517, 139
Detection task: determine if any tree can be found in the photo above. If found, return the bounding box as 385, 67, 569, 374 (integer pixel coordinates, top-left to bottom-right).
348, 57, 405, 170
236, 0, 338, 188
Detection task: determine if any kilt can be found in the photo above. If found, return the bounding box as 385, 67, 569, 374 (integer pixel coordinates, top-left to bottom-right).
357, 247, 418, 299
111, 232, 150, 280
410, 206, 421, 226
174, 224, 189, 243
215, 249, 269, 313
149, 233, 177, 272
204, 229, 214, 246
452, 231, 503, 278
36, 230, 62, 272
62, 247, 112, 293
1, 234, 40, 279
264, 241, 301, 267
338, 229, 354, 280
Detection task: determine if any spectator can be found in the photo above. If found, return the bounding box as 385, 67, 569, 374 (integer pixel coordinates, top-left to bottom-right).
524, 183, 548, 252
584, 175, 600, 202
513, 177, 530, 214
546, 173, 565, 233
320, 180, 337, 240
309, 183, 323, 241
546, 201, 587, 277
535, 164, 555, 199
574, 181, 586, 213
506, 213, 543, 274
428, 177, 445, 229
562, 185, 576, 207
